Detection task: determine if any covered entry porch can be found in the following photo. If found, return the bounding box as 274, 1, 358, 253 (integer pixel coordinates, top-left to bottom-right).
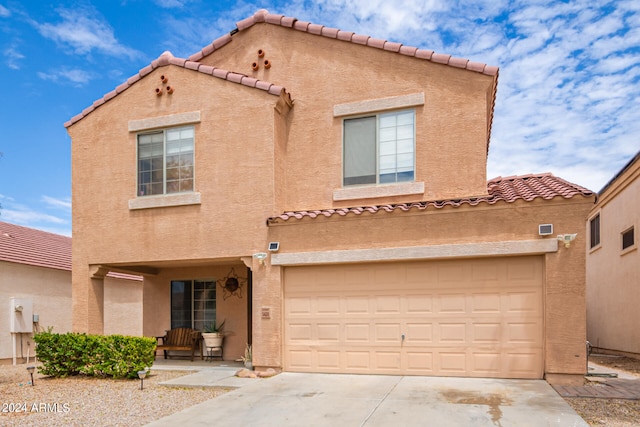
87, 257, 252, 362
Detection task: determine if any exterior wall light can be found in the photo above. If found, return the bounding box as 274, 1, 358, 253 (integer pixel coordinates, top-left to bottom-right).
557, 233, 578, 248
253, 252, 268, 265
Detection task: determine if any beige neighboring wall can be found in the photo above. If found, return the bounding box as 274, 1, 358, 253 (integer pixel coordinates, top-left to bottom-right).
104, 275, 143, 336
0, 261, 72, 360
587, 153, 640, 356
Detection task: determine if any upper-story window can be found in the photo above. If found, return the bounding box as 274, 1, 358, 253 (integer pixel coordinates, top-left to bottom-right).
343, 110, 415, 186
622, 226, 635, 251
589, 214, 600, 249
137, 126, 194, 196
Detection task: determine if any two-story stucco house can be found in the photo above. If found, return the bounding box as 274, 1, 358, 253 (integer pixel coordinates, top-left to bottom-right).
587, 151, 639, 357
65, 10, 594, 384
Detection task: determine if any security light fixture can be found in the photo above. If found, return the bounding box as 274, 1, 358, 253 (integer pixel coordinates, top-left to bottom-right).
253, 252, 268, 265
557, 233, 577, 248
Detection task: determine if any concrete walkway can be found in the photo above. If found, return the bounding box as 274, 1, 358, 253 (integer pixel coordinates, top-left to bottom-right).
146, 365, 588, 427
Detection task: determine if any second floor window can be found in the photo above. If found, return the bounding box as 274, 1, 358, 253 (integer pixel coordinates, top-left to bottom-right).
589, 214, 600, 249
622, 227, 634, 250
138, 126, 194, 196
343, 110, 415, 186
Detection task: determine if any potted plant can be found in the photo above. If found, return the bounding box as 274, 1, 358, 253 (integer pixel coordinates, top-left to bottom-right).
241, 343, 252, 370
202, 319, 225, 348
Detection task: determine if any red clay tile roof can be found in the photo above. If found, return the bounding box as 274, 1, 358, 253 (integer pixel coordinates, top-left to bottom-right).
0, 221, 71, 271
267, 173, 594, 223
0, 221, 142, 281
65, 9, 499, 143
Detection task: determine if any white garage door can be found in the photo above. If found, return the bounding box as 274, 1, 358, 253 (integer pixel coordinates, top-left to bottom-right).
284, 256, 543, 378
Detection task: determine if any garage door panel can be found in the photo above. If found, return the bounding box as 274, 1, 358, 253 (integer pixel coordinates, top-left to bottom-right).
375, 323, 402, 342
345, 296, 369, 314
317, 297, 340, 314
438, 294, 466, 313
375, 295, 401, 313
406, 294, 433, 313
346, 351, 371, 369
439, 352, 467, 373
439, 323, 467, 343
406, 351, 434, 371
406, 323, 433, 342
472, 323, 502, 343
284, 257, 543, 378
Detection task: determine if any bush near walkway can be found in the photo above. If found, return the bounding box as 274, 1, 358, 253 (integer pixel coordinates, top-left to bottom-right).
33, 332, 156, 379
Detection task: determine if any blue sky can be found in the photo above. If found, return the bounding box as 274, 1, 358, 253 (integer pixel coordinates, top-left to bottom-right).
0, 0, 638, 237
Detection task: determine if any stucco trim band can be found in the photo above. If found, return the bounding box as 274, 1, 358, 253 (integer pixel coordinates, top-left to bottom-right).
333, 181, 425, 201
128, 111, 201, 132
128, 192, 201, 210
333, 93, 425, 117
271, 239, 559, 266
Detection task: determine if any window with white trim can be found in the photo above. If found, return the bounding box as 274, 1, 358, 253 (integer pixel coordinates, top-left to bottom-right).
343, 109, 415, 186
137, 126, 194, 196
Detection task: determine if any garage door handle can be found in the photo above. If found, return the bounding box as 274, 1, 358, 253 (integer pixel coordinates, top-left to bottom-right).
401, 334, 405, 341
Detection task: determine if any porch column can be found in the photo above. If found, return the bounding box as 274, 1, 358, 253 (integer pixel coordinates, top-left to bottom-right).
72, 264, 105, 334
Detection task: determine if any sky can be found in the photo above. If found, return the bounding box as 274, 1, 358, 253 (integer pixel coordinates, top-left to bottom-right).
0, 0, 638, 237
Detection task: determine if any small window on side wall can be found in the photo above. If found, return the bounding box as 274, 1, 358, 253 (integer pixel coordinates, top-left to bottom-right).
622, 226, 635, 251
589, 214, 600, 249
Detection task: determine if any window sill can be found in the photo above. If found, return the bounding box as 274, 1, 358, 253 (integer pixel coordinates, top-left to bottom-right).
129, 192, 201, 210
333, 182, 425, 201
621, 245, 637, 256
588, 244, 602, 254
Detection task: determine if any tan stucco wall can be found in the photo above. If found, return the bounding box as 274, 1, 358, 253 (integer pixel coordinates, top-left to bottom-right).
199, 23, 493, 207
0, 262, 72, 360
103, 276, 143, 336
587, 159, 640, 355
142, 264, 249, 361
260, 196, 593, 376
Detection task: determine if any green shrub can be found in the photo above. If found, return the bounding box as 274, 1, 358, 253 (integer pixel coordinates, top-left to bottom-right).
33, 332, 156, 379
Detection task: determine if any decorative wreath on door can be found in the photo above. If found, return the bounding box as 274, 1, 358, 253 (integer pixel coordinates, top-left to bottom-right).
218, 267, 246, 300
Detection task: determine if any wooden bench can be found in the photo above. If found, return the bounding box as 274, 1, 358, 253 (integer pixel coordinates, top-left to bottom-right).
156, 328, 203, 361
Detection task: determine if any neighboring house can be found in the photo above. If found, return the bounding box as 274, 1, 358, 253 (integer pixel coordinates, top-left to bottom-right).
587, 151, 640, 357
65, 10, 594, 383
0, 221, 142, 362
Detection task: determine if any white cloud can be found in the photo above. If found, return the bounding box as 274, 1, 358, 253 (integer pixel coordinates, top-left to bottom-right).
37, 68, 94, 86
153, 0, 193, 8
42, 195, 72, 211
4, 46, 24, 70
0, 4, 9, 18
0, 194, 71, 236
35, 6, 139, 59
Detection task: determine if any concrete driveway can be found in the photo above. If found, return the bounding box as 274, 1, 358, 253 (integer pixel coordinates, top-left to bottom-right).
146, 370, 588, 426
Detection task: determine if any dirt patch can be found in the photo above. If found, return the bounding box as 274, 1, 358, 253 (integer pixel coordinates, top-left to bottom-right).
563, 354, 640, 427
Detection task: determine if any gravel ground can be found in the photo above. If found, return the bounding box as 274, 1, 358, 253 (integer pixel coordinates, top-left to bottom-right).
0, 363, 230, 426
2, 355, 640, 426
564, 355, 640, 427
